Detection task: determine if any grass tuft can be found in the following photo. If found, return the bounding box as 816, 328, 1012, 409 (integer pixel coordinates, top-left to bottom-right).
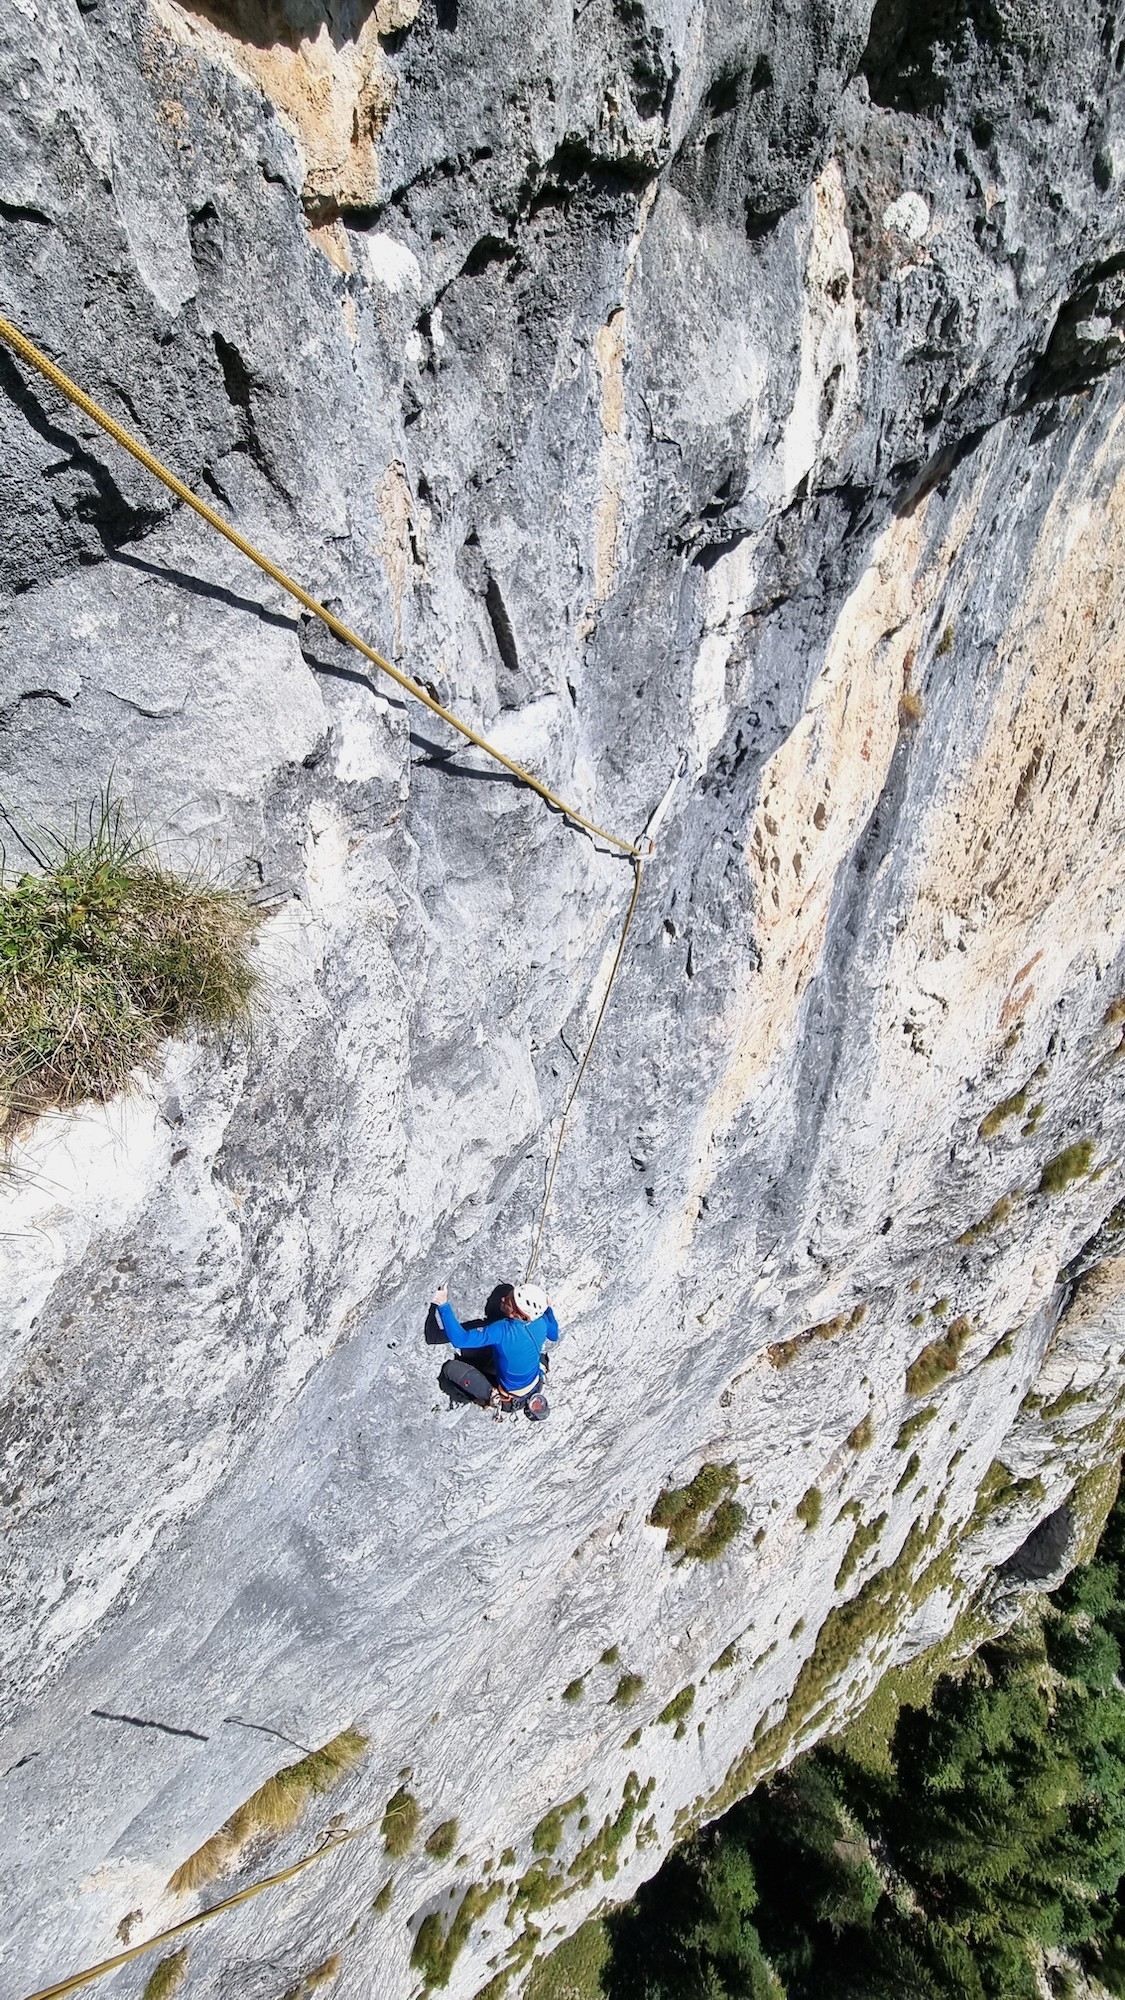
425, 1819, 458, 1861
613, 1672, 645, 1707
373, 1878, 394, 1914
905, 1318, 973, 1397
847, 1414, 875, 1453
142, 1950, 190, 2000
598, 1645, 619, 1667
649, 1461, 744, 1562
1039, 1139, 1095, 1194
561, 1677, 585, 1705
532, 1794, 585, 1856
657, 1684, 695, 1726
796, 1486, 823, 1531
382, 1786, 421, 1858
412, 1883, 501, 1989
979, 1089, 1028, 1140
711, 1641, 739, 1672
0, 796, 261, 1133
167, 1730, 367, 1895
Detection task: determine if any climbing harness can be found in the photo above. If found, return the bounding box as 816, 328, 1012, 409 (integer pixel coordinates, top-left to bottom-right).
23, 1821, 376, 2000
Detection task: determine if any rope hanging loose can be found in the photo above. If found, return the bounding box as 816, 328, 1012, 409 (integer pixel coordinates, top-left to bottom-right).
525, 855, 643, 1280
24, 1822, 375, 2000
0, 313, 640, 862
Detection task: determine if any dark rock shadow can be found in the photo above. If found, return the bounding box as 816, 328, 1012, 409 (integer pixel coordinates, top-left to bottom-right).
108, 548, 300, 632
174, 2, 392, 54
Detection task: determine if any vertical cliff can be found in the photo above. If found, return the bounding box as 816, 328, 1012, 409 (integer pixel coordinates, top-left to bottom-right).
4, 3, 1125, 1995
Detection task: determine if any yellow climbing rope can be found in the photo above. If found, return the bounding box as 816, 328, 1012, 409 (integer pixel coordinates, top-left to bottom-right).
0, 314, 640, 861
0, 309, 652, 1267
24, 1822, 375, 2000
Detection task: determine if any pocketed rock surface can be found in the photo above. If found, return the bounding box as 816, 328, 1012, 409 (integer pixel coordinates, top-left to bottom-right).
4, 2, 1125, 1994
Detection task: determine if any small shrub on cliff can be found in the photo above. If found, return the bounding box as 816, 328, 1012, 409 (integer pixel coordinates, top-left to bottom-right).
412, 1882, 501, 1988
657, 1685, 696, 1727
847, 1414, 876, 1453
561, 1676, 586, 1704
797, 1486, 823, 1530
0, 797, 261, 1133
381, 1784, 421, 1857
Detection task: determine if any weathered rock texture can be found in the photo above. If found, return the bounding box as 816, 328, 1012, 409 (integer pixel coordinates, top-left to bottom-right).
4, 1, 1125, 1994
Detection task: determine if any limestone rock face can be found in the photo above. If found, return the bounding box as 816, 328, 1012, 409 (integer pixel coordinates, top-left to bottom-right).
4, 2, 1125, 1994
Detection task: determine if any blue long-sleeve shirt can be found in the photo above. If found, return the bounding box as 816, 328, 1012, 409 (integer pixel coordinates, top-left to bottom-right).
436, 1300, 559, 1394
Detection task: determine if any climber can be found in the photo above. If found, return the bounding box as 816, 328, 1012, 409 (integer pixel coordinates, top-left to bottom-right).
432, 1281, 558, 1418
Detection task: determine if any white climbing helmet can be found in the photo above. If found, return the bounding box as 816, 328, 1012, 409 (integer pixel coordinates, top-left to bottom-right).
513, 1284, 548, 1321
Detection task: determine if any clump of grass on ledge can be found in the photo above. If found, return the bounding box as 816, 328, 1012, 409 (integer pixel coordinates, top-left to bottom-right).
657, 1684, 695, 1727
382, 1784, 421, 1857
846, 1413, 875, 1453
424, 1818, 458, 1860
142, 1949, 190, 2000
649, 1461, 745, 1562
1039, 1139, 1095, 1194
768, 1301, 867, 1367
0, 796, 262, 1132
796, 1485, 822, 1531
905, 1316, 973, 1397
978, 1088, 1028, 1141
412, 1881, 501, 1989
613, 1672, 645, 1707
561, 1676, 585, 1704
167, 1729, 367, 1895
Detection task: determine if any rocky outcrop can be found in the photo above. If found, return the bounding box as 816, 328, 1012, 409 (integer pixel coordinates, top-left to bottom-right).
4, 2, 1125, 1995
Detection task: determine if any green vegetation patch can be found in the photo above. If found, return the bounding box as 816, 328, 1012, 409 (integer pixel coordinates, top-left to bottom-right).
142, 1950, 190, 2000
1039, 1139, 1095, 1194
568, 1774, 656, 1889
835, 1513, 888, 1591
561, 1677, 585, 1704
649, 1462, 746, 1563
0, 798, 261, 1133
846, 1414, 875, 1453
894, 1451, 921, 1495
711, 1641, 740, 1672
894, 1404, 938, 1450
372, 1878, 394, 1914
978, 1088, 1028, 1140
613, 1672, 645, 1708
905, 1316, 973, 1396
532, 1794, 586, 1857
425, 1819, 459, 1861
381, 1785, 421, 1858
796, 1486, 823, 1531
598, 1646, 620, 1667
956, 1193, 1016, 1244
522, 1920, 609, 2000
657, 1685, 696, 1727
412, 1882, 502, 1989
